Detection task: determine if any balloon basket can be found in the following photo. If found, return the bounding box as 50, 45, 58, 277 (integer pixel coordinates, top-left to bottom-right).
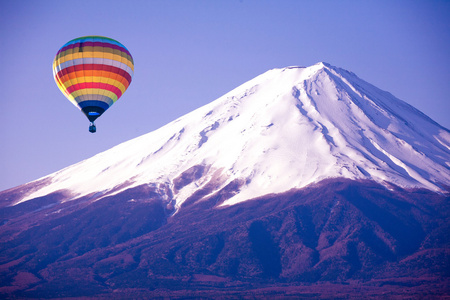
89, 122, 96, 133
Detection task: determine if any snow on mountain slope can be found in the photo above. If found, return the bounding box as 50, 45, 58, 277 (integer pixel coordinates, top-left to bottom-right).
17, 62, 450, 207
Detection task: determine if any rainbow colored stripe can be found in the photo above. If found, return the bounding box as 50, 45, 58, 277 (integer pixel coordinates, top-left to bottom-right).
53, 36, 134, 120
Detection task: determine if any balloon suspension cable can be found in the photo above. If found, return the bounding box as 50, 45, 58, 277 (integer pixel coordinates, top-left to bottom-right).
89, 122, 97, 133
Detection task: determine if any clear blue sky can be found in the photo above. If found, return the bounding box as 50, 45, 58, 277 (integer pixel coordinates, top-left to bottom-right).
1, 0, 449, 192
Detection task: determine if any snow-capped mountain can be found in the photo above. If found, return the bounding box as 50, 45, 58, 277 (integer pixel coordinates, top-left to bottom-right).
17, 62, 450, 208
2, 62, 450, 299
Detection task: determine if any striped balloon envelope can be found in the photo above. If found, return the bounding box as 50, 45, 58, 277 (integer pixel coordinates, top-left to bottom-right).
52, 36, 134, 132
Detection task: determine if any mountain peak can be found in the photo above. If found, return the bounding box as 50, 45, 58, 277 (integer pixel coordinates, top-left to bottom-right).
275, 62, 331, 76
313, 61, 332, 69
16, 63, 450, 208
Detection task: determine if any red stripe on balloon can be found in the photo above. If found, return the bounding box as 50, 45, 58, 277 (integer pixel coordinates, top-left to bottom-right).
55, 64, 132, 85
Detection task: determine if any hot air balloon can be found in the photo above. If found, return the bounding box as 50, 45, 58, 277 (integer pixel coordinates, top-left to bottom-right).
53, 36, 134, 133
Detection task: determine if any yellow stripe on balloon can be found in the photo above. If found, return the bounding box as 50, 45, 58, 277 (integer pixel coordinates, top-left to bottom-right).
59, 76, 127, 94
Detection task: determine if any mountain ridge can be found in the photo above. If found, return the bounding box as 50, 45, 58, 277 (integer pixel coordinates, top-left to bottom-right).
1, 178, 448, 298
13, 62, 449, 209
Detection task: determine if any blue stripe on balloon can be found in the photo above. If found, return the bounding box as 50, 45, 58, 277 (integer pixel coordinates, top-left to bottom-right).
78, 100, 111, 111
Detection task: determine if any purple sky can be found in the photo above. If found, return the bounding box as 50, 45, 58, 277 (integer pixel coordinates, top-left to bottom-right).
1, 0, 449, 192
